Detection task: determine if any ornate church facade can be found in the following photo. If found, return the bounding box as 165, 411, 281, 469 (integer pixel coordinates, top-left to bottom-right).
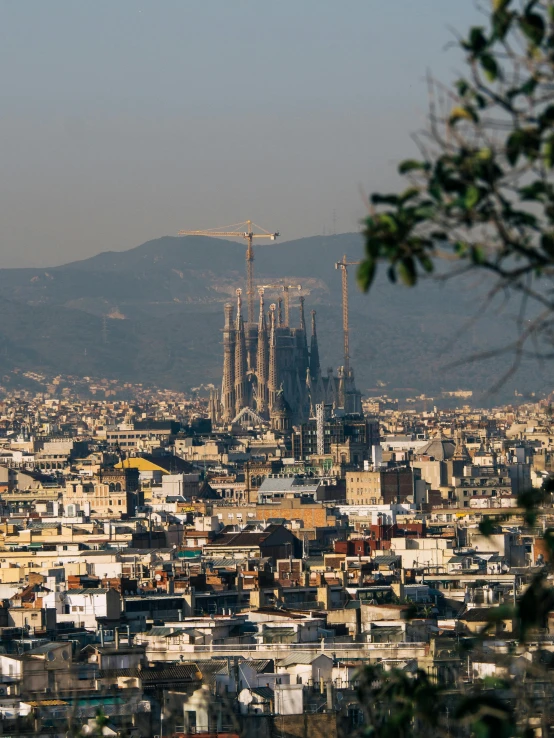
214, 290, 361, 428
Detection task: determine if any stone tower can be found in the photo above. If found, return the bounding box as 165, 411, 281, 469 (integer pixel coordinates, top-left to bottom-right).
309, 310, 321, 382
221, 303, 236, 422
234, 290, 248, 415
256, 292, 269, 416
268, 304, 278, 411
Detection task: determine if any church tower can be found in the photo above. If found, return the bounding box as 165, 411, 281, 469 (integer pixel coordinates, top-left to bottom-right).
268, 304, 278, 411
256, 291, 269, 416
234, 289, 248, 415
221, 303, 235, 422
309, 310, 321, 382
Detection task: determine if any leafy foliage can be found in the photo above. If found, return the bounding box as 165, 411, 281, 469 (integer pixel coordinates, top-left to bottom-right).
353, 3, 554, 734
359, 0, 554, 374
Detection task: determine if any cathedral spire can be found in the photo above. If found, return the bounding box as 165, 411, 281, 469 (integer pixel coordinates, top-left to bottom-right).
258, 290, 266, 332
299, 296, 306, 332
268, 304, 278, 410
222, 303, 236, 422
234, 289, 248, 414
309, 309, 321, 382
256, 291, 269, 416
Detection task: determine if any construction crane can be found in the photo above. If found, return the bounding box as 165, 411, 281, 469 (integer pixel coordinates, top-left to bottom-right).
258, 283, 301, 327
178, 220, 279, 324
335, 254, 360, 378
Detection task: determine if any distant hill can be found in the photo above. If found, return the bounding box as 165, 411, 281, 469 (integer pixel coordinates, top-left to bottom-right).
0, 233, 550, 402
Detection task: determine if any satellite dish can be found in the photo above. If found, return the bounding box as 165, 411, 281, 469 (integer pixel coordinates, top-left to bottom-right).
155, 574, 162, 581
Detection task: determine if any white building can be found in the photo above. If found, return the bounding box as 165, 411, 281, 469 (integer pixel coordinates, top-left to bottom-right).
42, 587, 121, 630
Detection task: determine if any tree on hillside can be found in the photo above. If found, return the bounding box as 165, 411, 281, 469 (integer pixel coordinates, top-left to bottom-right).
359, 0, 554, 388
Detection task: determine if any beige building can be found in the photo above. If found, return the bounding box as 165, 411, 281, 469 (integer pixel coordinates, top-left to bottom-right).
346, 468, 413, 506
64, 480, 129, 517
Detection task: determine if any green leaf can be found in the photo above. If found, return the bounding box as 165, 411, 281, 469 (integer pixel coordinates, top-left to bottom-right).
518, 486, 547, 512
519, 12, 545, 46
378, 213, 398, 233
517, 573, 554, 641
519, 180, 547, 200
398, 257, 417, 286
544, 134, 554, 168
357, 259, 376, 292
492, 8, 513, 40
471, 245, 486, 265
466, 27, 488, 54
465, 185, 481, 209
506, 128, 540, 163
522, 129, 541, 159
520, 76, 538, 96
398, 159, 429, 174
371, 193, 399, 206
486, 604, 514, 622
480, 53, 499, 81
540, 104, 554, 128
456, 79, 470, 96
479, 516, 495, 536
398, 187, 420, 204
418, 255, 434, 273
506, 129, 525, 165
542, 528, 554, 557
449, 105, 478, 125
493, 0, 511, 9
477, 147, 492, 161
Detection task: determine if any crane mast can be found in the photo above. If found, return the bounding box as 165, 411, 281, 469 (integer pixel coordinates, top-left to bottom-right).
335, 254, 360, 379
178, 220, 279, 323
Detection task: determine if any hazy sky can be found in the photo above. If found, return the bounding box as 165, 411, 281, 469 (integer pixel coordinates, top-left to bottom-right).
0, 1, 482, 268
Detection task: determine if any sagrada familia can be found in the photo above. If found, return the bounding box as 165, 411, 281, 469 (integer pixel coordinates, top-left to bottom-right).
210, 289, 362, 429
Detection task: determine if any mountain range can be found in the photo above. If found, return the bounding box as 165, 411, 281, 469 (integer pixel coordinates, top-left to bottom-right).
0, 232, 549, 404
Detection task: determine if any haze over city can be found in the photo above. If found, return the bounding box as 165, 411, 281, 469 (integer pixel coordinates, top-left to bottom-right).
0, 1, 480, 268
